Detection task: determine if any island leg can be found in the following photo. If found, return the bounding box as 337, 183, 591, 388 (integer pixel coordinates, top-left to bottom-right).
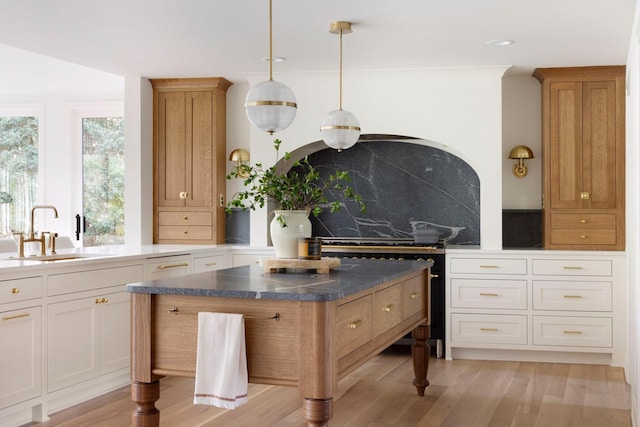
303, 397, 333, 427
411, 324, 430, 396
131, 380, 160, 427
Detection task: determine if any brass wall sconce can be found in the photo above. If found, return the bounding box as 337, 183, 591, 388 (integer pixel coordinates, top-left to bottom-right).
229, 148, 250, 178
508, 145, 534, 178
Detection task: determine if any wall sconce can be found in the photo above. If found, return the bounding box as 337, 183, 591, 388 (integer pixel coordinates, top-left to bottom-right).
229, 148, 251, 178
508, 145, 534, 178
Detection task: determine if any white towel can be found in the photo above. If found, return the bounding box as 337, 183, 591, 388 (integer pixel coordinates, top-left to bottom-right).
193, 312, 248, 409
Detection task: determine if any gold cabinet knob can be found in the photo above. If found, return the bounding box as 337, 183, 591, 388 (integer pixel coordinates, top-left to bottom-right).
580, 192, 590, 200
383, 304, 394, 313
11, 288, 20, 294
183, 216, 188, 220
580, 219, 587, 223
179, 192, 188, 199
183, 230, 188, 234
410, 292, 418, 300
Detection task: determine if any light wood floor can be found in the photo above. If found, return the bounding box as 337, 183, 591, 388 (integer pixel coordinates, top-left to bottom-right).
26, 347, 632, 427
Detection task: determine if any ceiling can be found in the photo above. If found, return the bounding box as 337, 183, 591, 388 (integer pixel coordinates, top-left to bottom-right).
0, 0, 635, 94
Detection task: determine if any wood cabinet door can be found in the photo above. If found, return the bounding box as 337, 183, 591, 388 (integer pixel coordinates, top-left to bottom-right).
582, 80, 617, 210
548, 81, 583, 210
157, 91, 187, 207
186, 91, 214, 208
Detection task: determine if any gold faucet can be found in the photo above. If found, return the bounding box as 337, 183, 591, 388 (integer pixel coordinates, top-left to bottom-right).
18, 205, 59, 257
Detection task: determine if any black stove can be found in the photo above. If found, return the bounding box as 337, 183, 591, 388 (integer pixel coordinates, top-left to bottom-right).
320, 237, 446, 358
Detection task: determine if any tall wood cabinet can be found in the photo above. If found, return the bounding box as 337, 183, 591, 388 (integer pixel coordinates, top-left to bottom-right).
533, 66, 625, 250
151, 77, 232, 244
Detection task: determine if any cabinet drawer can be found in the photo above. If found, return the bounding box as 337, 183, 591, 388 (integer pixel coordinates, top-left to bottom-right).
145, 256, 192, 280
550, 213, 615, 229
533, 316, 612, 347
48, 264, 144, 296
532, 281, 611, 312
158, 211, 212, 226
193, 254, 226, 273
451, 279, 526, 309
451, 314, 527, 345
373, 284, 402, 336
449, 258, 526, 275
532, 259, 612, 276
550, 229, 617, 245
337, 295, 372, 359
403, 274, 426, 320
158, 225, 213, 240
0, 276, 42, 304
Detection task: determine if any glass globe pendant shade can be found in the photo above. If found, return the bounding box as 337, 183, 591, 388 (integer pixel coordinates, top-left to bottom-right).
245, 79, 297, 135
320, 109, 361, 150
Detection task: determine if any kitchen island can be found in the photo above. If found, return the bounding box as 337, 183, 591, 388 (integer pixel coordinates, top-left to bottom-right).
127, 258, 432, 426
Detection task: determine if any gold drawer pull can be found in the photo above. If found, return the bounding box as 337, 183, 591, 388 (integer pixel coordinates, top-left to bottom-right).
95, 297, 109, 304
2, 313, 30, 321
157, 263, 189, 270
564, 330, 583, 334
563, 266, 583, 270
383, 304, 394, 313
410, 292, 418, 300
205, 262, 217, 267
183, 216, 188, 220
580, 235, 587, 239
349, 320, 363, 329
480, 265, 499, 269
563, 295, 583, 299
480, 327, 498, 332
11, 287, 20, 294
430, 273, 439, 279
480, 293, 498, 297
580, 219, 587, 224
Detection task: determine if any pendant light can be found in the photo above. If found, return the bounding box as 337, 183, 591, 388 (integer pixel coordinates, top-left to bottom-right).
320, 21, 360, 151
244, 0, 297, 135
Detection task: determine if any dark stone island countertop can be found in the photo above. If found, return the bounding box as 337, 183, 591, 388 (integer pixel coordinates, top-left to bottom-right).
126, 258, 432, 302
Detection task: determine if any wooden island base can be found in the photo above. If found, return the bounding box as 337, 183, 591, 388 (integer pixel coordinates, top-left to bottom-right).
128, 261, 432, 426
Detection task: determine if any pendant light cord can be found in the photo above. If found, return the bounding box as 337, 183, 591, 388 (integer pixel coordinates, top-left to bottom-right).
269, 0, 273, 81
339, 29, 343, 110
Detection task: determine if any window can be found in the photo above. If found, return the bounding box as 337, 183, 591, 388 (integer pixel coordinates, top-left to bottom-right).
0, 105, 43, 237
69, 102, 124, 246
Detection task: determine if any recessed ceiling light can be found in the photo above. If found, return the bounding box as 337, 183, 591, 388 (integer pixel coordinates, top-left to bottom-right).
485, 39, 515, 47
261, 56, 287, 62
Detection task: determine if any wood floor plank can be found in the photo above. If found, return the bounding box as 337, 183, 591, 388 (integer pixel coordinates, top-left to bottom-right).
24, 347, 632, 427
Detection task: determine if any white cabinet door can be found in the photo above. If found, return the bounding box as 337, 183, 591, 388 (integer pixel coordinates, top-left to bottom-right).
48, 297, 99, 392
99, 291, 130, 373
0, 306, 42, 408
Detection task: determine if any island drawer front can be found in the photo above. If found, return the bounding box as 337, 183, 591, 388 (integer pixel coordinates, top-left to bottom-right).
449, 258, 527, 275
158, 225, 213, 240
0, 276, 42, 304
451, 314, 527, 345
145, 256, 192, 280
550, 213, 616, 229
531, 259, 612, 276
403, 273, 426, 320
533, 316, 612, 347
158, 211, 213, 226
532, 281, 612, 312
193, 254, 226, 273
337, 295, 373, 359
152, 295, 300, 384
373, 284, 402, 336
48, 265, 144, 296
451, 279, 527, 309
549, 229, 617, 246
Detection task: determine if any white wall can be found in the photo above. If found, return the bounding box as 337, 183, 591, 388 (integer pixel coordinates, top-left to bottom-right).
233, 67, 509, 249
626, 1, 640, 424
502, 76, 542, 209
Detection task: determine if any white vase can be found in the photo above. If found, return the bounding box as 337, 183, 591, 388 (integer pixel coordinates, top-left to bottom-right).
270, 210, 312, 259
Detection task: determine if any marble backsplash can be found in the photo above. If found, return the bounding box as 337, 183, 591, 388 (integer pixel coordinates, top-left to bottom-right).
226, 140, 480, 246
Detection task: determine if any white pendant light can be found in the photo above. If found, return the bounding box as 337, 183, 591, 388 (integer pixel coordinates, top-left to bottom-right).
320, 21, 360, 151
244, 0, 297, 135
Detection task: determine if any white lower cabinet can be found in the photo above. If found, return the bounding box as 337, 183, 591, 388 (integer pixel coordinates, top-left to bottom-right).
47, 289, 130, 392
0, 306, 42, 408
144, 254, 192, 279
446, 250, 625, 365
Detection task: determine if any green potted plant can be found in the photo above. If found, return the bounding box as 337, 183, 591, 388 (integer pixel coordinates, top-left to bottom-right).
226, 139, 366, 258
